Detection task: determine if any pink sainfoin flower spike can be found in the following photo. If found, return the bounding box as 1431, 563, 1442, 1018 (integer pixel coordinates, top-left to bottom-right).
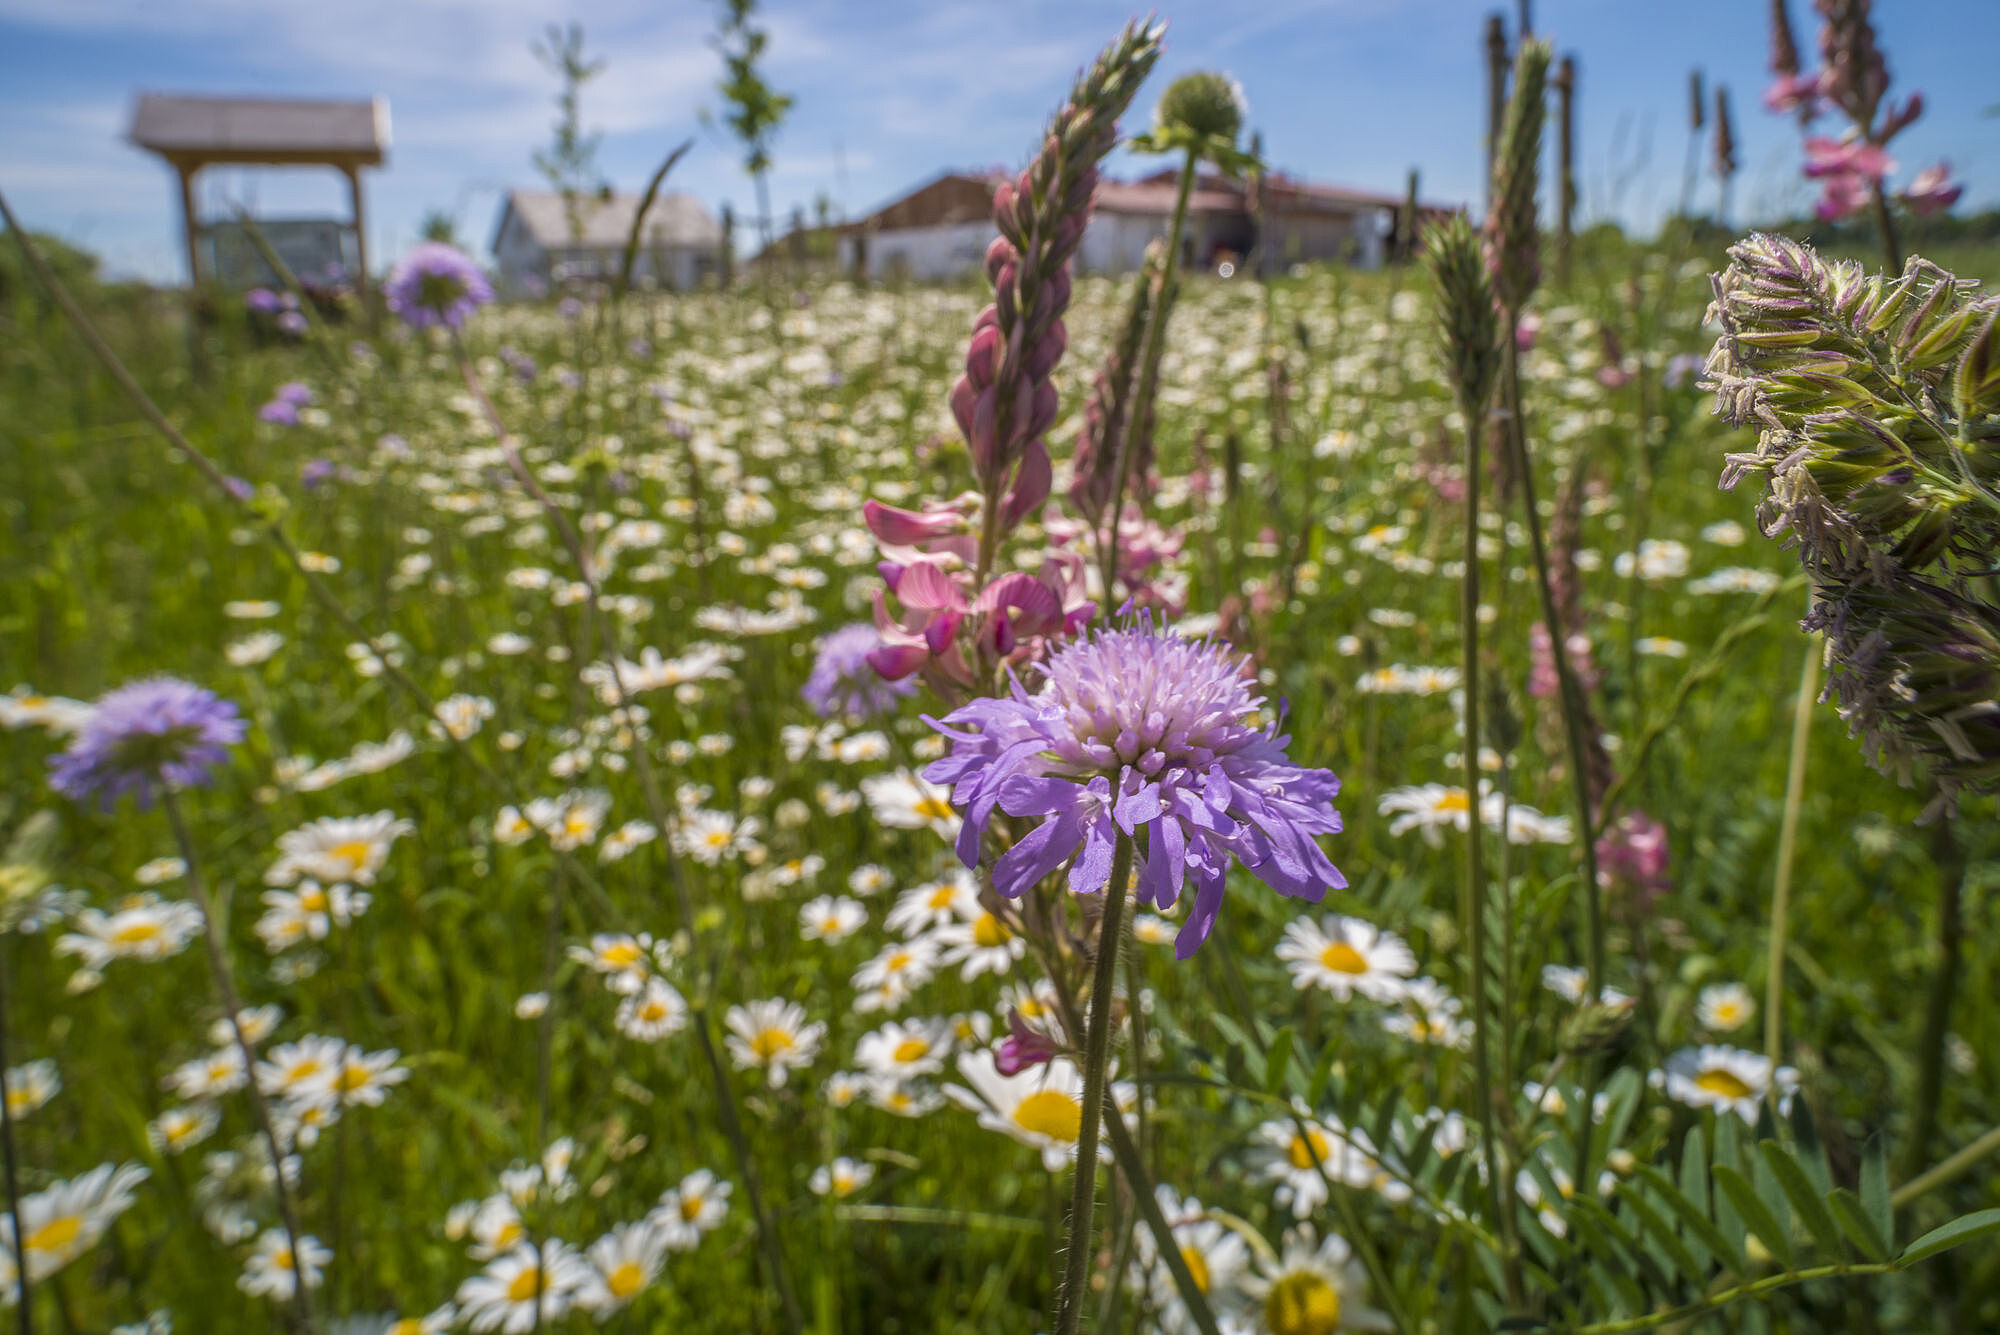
865, 20, 1165, 702
1901, 162, 1962, 216
1802, 136, 1892, 180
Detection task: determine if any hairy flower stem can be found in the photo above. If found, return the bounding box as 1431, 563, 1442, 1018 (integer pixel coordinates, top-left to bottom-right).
1501, 325, 1609, 1185
1458, 414, 1526, 1310
1053, 834, 1132, 1335
1764, 639, 1818, 1085
1099, 147, 1198, 603
1870, 180, 1904, 273
0, 947, 33, 1335
162, 792, 313, 1335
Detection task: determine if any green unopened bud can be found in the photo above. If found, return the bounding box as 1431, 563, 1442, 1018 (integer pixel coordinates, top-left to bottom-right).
1155, 71, 1245, 149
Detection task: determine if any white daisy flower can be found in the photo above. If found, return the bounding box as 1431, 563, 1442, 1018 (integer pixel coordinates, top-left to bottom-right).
1238, 1225, 1392, 1332
3, 1059, 59, 1120
165, 1047, 247, 1100
578, 1219, 671, 1312
255, 1036, 349, 1100
867, 1077, 945, 1118
148, 1104, 221, 1155
1253, 1109, 1407, 1219
1275, 916, 1416, 1001
54, 894, 202, 969
1127, 1186, 1248, 1333
268, 812, 414, 886
1653, 1045, 1797, 1123
651, 1169, 731, 1250
453, 1240, 591, 1332
851, 938, 940, 1003
1696, 982, 1754, 1033
1381, 978, 1472, 1049
798, 895, 867, 944
847, 864, 894, 897
723, 998, 826, 1088
861, 769, 961, 841
237, 1228, 330, 1301
931, 903, 1025, 980
808, 1156, 875, 1199
1375, 784, 1473, 844
944, 1049, 1133, 1173
615, 978, 689, 1042
0, 1161, 148, 1282
885, 871, 978, 936
856, 1018, 953, 1081
567, 933, 661, 995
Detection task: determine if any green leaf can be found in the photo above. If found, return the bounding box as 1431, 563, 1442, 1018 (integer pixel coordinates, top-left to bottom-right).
1263, 1026, 1295, 1097
1306, 1041, 1339, 1106
1861, 1136, 1894, 1252
1896, 1208, 2000, 1267
1787, 1097, 1833, 1197
1619, 1181, 1707, 1288
1759, 1141, 1841, 1256
1828, 1187, 1892, 1262
1638, 1164, 1742, 1277
1715, 1163, 1793, 1268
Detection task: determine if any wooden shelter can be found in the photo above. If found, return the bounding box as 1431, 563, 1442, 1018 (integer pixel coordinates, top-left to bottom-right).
129, 94, 390, 300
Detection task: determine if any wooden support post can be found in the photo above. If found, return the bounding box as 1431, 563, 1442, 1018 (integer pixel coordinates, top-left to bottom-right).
176, 160, 202, 290
1484, 13, 1509, 213
1554, 55, 1576, 287
343, 164, 374, 327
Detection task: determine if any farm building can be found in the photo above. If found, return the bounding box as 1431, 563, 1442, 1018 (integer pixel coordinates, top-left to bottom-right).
835, 168, 1436, 281
489, 189, 724, 293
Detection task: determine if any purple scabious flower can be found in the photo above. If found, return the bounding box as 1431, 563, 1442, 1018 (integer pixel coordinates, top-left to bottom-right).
49, 677, 246, 810
384, 242, 493, 331
924, 617, 1345, 958
802, 623, 918, 720
257, 399, 300, 427
274, 382, 314, 407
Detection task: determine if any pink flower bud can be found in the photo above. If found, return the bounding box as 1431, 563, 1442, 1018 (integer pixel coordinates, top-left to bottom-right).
1026, 378, 1059, 441
966, 321, 1002, 391
968, 385, 1001, 473
866, 643, 928, 681
1002, 439, 1051, 527
1026, 320, 1067, 381
865, 498, 970, 548
984, 238, 1016, 285
1901, 161, 1962, 216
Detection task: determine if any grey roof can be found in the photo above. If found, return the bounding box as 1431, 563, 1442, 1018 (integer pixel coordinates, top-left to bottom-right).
498, 190, 723, 252
130, 94, 389, 162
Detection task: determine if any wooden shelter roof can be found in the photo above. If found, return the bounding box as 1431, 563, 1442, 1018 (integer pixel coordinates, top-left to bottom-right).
129, 94, 390, 168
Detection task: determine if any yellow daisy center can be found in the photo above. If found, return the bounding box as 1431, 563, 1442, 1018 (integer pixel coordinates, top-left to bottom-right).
25, 1214, 81, 1254
606, 1260, 645, 1299
927, 885, 956, 909
111, 920, 163, 946
1696, 1068, 1753, 1100
336, 1064, 371, 1093
885, 951, 912, 973
286, 1059, 323, 1083
1319, 942, 1369, 975
1435, 790, 1471, 813
300, 887, 328, 912
1181, 1245, 1211, 1294
329, 839, 373, 870
1266, 1271, 1342, 1335
679, 1194, 704, 1222
891, 1037, 930, 1064
391, 1321, 424, 1335
1012, 1089, 1083, 1143
705, 830, 732, 848
751, 1027, 795, 1060
492, 1221, 524, 1248
600, 941, 643, 969
913, 796, 954, 822
973, 914, 1010, 948
1287, 1128, 1332, 1171
505, 1265, 543, 1303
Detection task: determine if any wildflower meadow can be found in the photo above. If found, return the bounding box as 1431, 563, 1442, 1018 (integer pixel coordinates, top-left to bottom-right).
4, 2, 2000, 1333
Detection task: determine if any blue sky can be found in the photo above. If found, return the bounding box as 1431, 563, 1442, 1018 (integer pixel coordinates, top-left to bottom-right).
2, 0, 1994, 282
